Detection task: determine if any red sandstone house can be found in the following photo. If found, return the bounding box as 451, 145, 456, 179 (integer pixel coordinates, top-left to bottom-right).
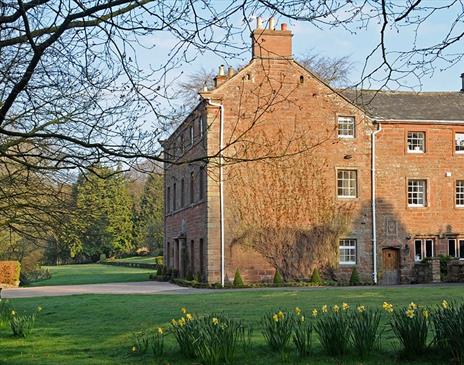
162, 18, 464, 285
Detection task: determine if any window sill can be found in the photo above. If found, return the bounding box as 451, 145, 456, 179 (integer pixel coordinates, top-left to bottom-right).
407, 150, 425, 154
339, 262, 356, 266
338, 135, 355, 139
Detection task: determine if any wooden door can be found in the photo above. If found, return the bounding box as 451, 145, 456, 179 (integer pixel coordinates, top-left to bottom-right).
382, 248, 400, 285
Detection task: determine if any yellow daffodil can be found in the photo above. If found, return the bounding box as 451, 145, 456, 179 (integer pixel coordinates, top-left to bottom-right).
357, 305, 366, 313
131, 346, 137, 352
157, 327, 164, 335
442, 300, 449, 310
322, 305, 328, 313
333, 305, 340, 313
277, 311, 284, 320
342, 303, 349, 311
185, 313, 193, 321
383, 302, 394, 313
212, 317, 219, 325
406, 309, 415, 318
408, 302, 417, 310
171, 319, 177, 326
11, 310, 16, 316
422, 310, 429, 319
311, 308, 318, 317
37, 306, 43, 312
300, 316, 305, 322
179, 318, 186, 326
294, 307, 302, 315
181, 307, 187, 314
272, 314, 279, 322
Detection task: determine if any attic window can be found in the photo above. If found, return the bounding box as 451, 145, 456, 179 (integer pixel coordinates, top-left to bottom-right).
299, 75, 304, 84
337, 116, 355, 138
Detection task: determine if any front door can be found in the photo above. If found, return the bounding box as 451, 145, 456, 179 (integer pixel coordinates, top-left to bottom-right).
382, 248, 400, 285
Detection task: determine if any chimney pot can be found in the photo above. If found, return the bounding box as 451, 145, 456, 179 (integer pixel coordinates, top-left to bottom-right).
461, 73, 464, 92
256, 17, 263, 29
281, 23, 287, 31
202, 84, 208, 92
218, 65, 225, 76
269, 17, 275, 30
227, 67, 235, 77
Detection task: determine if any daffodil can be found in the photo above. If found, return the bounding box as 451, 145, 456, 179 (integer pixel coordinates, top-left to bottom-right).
37, 306, 43, 312
382, 302, 394, 313
300, 316, 305, 322
333, 305, 340, 313
294, 307, 302, 315
272, 314, 279, 322
311, 308, 318, 317
277, 311, 284, 320
157, 327, 164, 335
131, 346, 137, 352
171, 319, 177, 326
181, 307, 187, 314
357, 305, 366, 313
406, 309, 415, 318
11, 310, 16, 316
212, 317, 219, 325
422, 310, 429, 319
408, 302, 417, 310
185, 313, 193, 321
342, 303, 349, 311
322, 305, 328, 313
442, 300, 449, 309
179, 318, 186, 326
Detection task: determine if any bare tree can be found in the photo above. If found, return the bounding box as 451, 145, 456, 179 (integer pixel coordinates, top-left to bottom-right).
297, 53, 352, 87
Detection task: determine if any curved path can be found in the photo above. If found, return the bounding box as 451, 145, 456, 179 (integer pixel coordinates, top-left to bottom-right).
1, 281, 194, 299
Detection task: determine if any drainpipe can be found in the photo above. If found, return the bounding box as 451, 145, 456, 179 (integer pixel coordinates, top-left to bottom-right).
371, 121, 382, 284
206, 99, 225, 287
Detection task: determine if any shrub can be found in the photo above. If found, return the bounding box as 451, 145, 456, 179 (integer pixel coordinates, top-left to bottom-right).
293, 310, 312, 357
314, 304, 351, 356
233, 269, 244, 288
438, 255, 451, 280
262, 310, 294, 352
0, 261, 21, 287
390, 302, 429, 358
136, 247, 150, 256
432, 300, 464, 364
273, 270, 283, 286
310, 268, 322, 285
154, 256, 164, 265
20, 268, 52, 286
99, 253, 107, 263
350, 306, 382, 358
349, 267, 361, 286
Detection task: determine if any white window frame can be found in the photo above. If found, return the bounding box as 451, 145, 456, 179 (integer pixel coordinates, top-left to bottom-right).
455, 132, 464, 154
448, 238, 464, 259
337, 169, 357, 199
339, 239, 356, 265
199, 115, 205, 138
337, 116, 355, 138
407, 131, 425, 153
189, 125, 194, 146
414, 238, 434, 261
456, 180, 464, 207
408, 179, 427, 207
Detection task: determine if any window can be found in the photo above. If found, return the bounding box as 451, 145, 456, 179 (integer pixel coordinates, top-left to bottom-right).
180, 134, 185, 154
339, 239, 356, 264
199, 115, 205, 138
414, 238, 434, 261
407, 131, 425, 153
190, 171, 195, 204
337, 116, 355, 138
167, 187, 171, 213
167, 242, 170, 267
408, 179, 427, 207
449, 239, 464, 258
199, 167, 204, 200
456, 133, 464, 153
180, 179, 185, 207
190, 240, 195, 274
456, 181, 464, 207
189, 125, 194, 146
173, 182, 177, 211
199, 238, 204, 279
337, 170, 357, 198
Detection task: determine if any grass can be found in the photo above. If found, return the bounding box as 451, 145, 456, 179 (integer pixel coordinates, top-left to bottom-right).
28, 264, 154, 287
112, 256, 159, 264
1, 286, 463, 364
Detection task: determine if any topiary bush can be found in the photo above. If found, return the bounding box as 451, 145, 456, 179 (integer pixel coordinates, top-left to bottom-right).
233, 269, 244, 288
349, 267, 361, 286
310, 268, 322, 285
0, 261, 21, 288
273, 270, 283, 286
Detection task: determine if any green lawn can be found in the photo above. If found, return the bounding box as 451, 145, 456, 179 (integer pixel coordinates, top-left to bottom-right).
113, 256, 159, 264
1, 286, 463, 364
28, 264, 154, 286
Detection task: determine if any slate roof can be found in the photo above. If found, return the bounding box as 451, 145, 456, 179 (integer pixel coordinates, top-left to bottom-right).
340, 89, 464, 122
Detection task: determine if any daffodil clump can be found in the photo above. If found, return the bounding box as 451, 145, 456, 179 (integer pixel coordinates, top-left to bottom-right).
170, 308, 198, 358
262, 309, 295, 352
9, 305, 42, 338
350, 305, 382, 358
0, 298, 12, 326
293, 307, 312, 356
390, 302, 430, 358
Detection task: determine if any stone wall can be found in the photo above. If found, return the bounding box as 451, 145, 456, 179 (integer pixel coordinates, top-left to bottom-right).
413, 258, 441, 284
447, 260, 464, 282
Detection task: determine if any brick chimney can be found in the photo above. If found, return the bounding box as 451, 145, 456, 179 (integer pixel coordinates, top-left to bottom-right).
251, 17, 293, 60
214, 65, 227, 88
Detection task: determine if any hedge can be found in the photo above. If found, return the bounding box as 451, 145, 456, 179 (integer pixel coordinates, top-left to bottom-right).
0, 261, 21, 288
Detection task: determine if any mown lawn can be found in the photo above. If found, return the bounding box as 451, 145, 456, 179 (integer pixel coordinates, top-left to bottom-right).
113, 256, 159, 264
1, 286, 463, 364
28, 264, 155, 286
